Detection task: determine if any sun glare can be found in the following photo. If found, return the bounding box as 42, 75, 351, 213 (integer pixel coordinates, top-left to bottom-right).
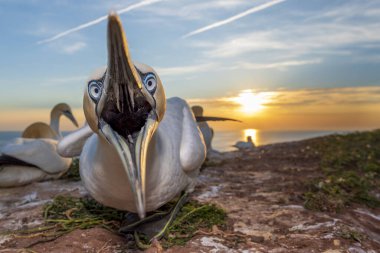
232, 90, 272, 114
243, 128, 258, 145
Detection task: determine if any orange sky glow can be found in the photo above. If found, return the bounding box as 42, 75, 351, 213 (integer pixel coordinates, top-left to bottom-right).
0, 86, 379, 132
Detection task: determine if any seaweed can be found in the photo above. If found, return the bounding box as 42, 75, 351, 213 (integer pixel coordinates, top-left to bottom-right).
161, 201, 226, 248
61, 158, 80, 181
9, 195, 226, 249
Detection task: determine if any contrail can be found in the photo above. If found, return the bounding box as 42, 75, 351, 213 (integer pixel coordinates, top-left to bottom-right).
183, 0, 287, 38
37, 0, 165, 44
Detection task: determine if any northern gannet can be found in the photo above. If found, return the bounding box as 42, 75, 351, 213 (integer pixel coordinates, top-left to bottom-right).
233, 136, 256, 151
192, 106, 214, 152
0, 104, 78, 187
58, 14, 206, 222
191, 105, 241, 153
22, 103, 78, 139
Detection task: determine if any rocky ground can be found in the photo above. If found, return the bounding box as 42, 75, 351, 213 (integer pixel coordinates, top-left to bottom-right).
0, 137, 379, 253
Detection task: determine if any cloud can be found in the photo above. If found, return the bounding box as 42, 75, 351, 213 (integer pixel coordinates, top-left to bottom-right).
201, 22, 380, 59
62, 42, 87, 54
187, 86, 380, 110
37, 0, 166, 44
139, 0, 250, 21
41, 75, 87, 86
264, 86, 380, 108
234, 59, 322, 70
155, 58, 320, 77
155, 63, 217, 76
198, 31, 285, 58
311, 1, 380, 21
186, 1, 380, 63
182, 0, 287, 38
284, 86, 380, 106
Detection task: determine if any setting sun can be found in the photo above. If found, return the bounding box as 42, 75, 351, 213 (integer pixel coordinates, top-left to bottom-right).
231, 90, 273, 114
243, 128, 258, 144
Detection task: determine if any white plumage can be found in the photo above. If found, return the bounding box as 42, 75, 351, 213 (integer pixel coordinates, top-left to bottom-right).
22, 103, 78, 139
0, 103, 78, 187
0, 138, 72, 187
233, 136, 256, 151
196, 122, 213, 152
76, 98, 205, 212
191, 106, 214, 153
58, 13, 206, 217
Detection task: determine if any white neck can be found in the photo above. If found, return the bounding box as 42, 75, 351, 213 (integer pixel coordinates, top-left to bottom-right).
50, 109, 62, 137
82, 127, 182, 212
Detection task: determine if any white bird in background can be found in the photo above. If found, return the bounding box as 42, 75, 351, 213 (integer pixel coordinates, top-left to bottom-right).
233, 136, 256, 151
58, 13, 206, 228
192, 106, 214, 152
0, 103, 78, 187
22, 103, 78, 139
191, 105, 241, 154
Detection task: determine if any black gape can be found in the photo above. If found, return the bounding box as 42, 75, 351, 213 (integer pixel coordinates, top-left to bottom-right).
101, 81, 152, 139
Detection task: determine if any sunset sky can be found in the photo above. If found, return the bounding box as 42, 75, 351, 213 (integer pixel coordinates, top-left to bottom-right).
0, 0, 379, 131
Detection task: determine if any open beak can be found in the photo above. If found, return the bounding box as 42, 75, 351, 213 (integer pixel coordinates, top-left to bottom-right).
97, 13, 158, 219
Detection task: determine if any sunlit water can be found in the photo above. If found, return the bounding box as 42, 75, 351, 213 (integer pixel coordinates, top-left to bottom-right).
212, 129, 347, 151
0, 129, 346, 152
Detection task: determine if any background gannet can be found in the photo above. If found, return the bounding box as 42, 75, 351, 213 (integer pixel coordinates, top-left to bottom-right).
58, 13, 206, 221
22, 103, 78, 139
0, 103, 78, 187
0, 139, 73, 187
192, 106, 214, 152
233, 136, 256, 151
192, 105, 241, 153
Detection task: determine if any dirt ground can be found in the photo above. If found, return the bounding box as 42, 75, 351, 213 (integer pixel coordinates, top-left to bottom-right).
0, 138, 379, 253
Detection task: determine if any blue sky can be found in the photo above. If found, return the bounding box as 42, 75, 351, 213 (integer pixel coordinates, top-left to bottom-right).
0, 0, 380, 130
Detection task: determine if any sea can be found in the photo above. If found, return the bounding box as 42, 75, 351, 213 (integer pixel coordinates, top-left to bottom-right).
0, 129, 347, 152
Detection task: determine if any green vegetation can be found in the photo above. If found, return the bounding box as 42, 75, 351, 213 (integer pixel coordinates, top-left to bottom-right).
10, 195, 226, 249
336, 225, 366, 243
161, 201, 226, 248
7, 196, 128, 248
43, 195, 126, 230
61, 158, 81, 181
304, 130, 380, 212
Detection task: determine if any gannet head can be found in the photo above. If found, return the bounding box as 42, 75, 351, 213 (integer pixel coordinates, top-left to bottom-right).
83, 13, 165, 219
52, 103, 79, 127
191, 106, 204, 117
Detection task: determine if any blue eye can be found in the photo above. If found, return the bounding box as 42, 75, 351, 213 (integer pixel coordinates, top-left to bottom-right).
143, 73, 157, 94
88, 81, 102, 101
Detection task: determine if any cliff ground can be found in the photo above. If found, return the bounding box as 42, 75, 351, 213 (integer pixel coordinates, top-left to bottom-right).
0, 131, 379, 253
